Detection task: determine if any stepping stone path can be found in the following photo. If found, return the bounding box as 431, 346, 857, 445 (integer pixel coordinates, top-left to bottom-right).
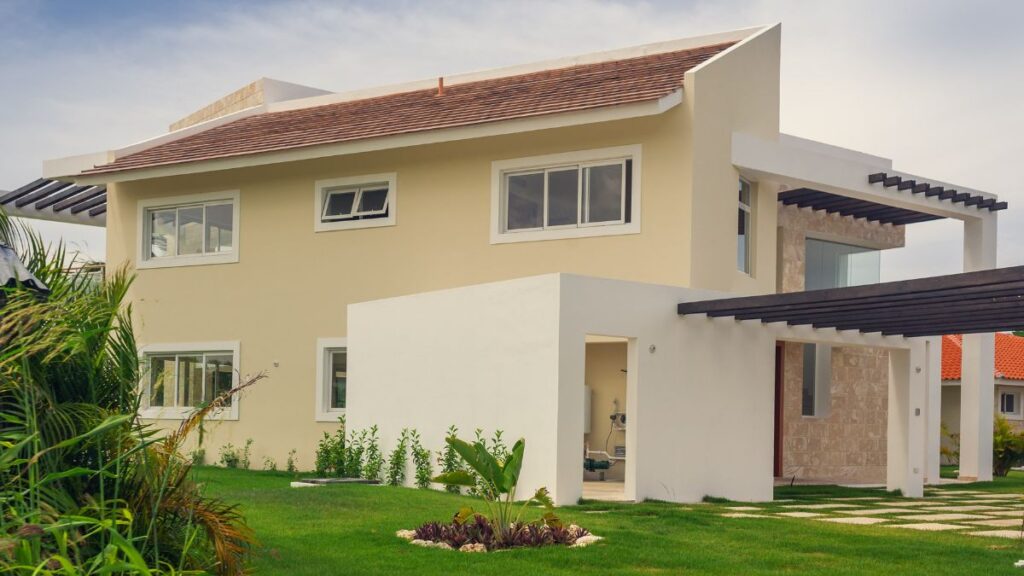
713, 486, 1024, 539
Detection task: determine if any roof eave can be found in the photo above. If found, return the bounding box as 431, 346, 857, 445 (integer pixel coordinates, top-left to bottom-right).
69, 90, 684, 185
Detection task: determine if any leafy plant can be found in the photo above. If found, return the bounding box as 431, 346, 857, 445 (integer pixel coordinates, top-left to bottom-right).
386, 429, 410, 486
432, 436, 557, 544
315, 432, 337, 476
240, 438, 254, 470
0, 208, 262, 574
363, 425, 383, 482
437, 425, 463, 494
993, 415, 1024, 476
189, 447, 207, 465
220, 443, 241, 468
287, 449, 299, 474
344, 428, 365, 479
263, 456, 278, 471
409, 429, 433, 489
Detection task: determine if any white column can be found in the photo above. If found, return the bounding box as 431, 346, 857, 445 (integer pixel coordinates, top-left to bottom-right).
887, 341, 927, 497
924, 337, 942, 483
959, 214, 997, 481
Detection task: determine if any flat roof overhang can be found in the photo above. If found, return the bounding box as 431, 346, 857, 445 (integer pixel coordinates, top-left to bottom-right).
678, 266, 1024, 338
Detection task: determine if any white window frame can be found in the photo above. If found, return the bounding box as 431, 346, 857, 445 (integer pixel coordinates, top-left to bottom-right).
999, 390, 1021, 418
738, 178, 753, 275
139, 341, 241, 421
490, 145, 641, 244
136, 190, 240, 270
314, 173, 397, 232
315, 337, 348, 422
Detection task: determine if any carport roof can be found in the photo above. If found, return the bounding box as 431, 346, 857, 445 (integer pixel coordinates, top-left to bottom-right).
677, 266, 1024, 338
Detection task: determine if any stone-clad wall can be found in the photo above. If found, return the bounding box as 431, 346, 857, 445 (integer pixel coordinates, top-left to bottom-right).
777, 204, 905, 483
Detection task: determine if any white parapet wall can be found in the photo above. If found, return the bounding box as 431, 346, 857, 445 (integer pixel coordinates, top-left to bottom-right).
348, 273, 779, 505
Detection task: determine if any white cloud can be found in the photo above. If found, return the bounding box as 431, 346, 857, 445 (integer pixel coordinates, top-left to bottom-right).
1, 0, 1020, 275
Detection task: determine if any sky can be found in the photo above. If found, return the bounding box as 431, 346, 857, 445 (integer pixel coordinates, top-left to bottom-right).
1, 0, 1022, 280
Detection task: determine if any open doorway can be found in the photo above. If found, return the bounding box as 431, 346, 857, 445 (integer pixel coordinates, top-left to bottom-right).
582, 335, 630, 501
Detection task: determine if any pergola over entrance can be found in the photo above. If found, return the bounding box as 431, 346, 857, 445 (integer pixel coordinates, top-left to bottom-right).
678, 266, 1024, 498
678, 266, 1024, 338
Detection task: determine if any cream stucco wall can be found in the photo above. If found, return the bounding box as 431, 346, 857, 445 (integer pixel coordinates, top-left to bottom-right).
107, 105, 703, 467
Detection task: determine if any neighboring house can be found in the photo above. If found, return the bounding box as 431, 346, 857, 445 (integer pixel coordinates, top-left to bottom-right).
18, 24, 1016, 505
942, 333, 1024, 445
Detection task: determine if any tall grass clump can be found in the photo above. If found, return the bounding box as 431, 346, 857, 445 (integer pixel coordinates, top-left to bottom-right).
0, 211, 259, 574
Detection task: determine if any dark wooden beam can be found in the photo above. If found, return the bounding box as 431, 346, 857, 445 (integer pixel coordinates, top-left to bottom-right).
938, 189, 957, 200
868, 172, 887, 184
0, 178, 48, 204
35, 185, 95, 210
963, 195, 984, 207
13, 181, 68, 208
913, 183, 930, 194
952, 192, 971, 203
52, 188, 104, 213
897, 179, 916, 191
925, 186, 944, 198
977, 198, 996, 209
884, 176, 902, 187
992, 201, 1009, 211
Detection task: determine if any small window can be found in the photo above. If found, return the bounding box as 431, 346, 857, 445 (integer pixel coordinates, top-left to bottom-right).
316, 338, 348, 421
738, 179, 752, 273
1000, 392, 1019, 416
502, 160, 630, 233
315, 174, 397, 232
322, 184, 390, 222
142, 345, 238, 420
138, 191, 239, 269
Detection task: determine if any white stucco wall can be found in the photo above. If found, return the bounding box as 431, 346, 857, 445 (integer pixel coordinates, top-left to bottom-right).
348, 273, 777, 505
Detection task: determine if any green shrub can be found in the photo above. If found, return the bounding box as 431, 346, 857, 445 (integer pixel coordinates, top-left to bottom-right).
315, 432, 337, 476
386, 429, 410, 486
940, 421, 960, 465
220, 443, 241, 468
240, 438, 254, 470
0, 210, 260, 574
263, 456, 278, 471
993, 415, 1024, 476
438, 425, 463, 494
409, 429, 433, 489
363, 425, 384, 481
190, 447, 207, 465
287, 449, 299, 474
345, 428, 367, 479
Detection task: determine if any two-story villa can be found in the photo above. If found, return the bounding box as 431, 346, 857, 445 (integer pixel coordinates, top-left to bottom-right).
15, 24, 1016, 505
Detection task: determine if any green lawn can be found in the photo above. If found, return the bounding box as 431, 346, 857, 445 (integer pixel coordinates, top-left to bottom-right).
195, 466, 1024, 575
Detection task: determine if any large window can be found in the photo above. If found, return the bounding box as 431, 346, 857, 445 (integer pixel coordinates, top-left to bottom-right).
316, 338, 348, 421
314, 173, 397, 232
802, 238, 881, 417
503, 160, 631, 232
141, 342, 239, 420
737, 179, 752, 273
138, 191, 239, 269
491, 145, 642, 243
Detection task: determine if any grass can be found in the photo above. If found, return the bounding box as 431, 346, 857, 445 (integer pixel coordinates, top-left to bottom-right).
195, 466, 1024, 575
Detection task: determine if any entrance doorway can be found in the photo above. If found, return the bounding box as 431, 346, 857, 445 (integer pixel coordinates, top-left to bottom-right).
582, 335, 630, 501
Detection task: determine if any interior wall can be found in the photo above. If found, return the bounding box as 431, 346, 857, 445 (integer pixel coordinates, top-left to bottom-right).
584, 342, 628, 481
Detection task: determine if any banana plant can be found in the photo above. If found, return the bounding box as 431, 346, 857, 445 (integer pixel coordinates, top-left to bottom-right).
432, 436, 556, 543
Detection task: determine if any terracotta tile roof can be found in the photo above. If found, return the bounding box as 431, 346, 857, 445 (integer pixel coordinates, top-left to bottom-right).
83, 42, 734, 175
942, 333, 1024, 380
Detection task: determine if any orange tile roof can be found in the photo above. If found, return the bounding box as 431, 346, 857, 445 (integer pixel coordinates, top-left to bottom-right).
942, 333, 1024, 380
83, 42, 734, 175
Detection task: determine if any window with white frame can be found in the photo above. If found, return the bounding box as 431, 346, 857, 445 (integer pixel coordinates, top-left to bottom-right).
1000, 391, 1020, 417
314, 174, 397, 232
141, 343, 239, 420
491, 146, 641, 243
316, 338, 348, 421
737, 178, 752, 274
138, 191, 239, 269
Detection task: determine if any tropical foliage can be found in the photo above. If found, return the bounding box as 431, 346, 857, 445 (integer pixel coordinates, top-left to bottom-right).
0, 211, 258, 574
431, 436, 561, 544
992, 415, 1024, 477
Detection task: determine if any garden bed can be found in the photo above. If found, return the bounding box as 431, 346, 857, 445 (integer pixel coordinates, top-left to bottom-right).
396, 514, 601, 552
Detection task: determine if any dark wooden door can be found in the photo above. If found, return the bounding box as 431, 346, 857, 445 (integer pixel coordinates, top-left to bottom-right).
774, 342, 784, 477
